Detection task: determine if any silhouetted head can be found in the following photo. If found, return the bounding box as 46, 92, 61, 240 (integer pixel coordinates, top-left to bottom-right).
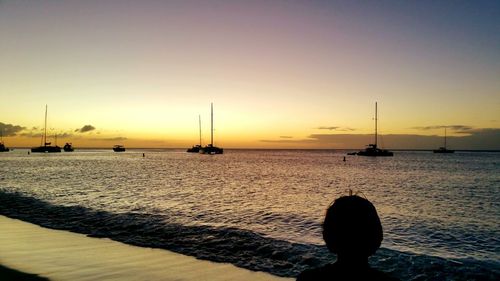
322, 195, 383, 259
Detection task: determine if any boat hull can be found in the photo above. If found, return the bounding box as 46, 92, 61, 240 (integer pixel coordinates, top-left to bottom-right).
433, 149, 454, 153
187, 145, 201, 153
199, 146, 223, 155
31, 146, 61, 153
357, 150, 393, 157
356, 144, 393, 157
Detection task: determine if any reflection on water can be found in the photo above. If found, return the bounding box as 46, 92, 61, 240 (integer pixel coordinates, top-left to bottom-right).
1, 149, 499, 262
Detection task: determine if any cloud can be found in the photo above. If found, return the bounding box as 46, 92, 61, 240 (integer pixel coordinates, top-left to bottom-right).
56, 133, 74, 138
279, 136, 293, 139
0, 122, 26, 136
260, 138, 316, 144
91, 137, 128, 141
19, 131, 74, 138
19, 132, 44, 138
317, 126, 355, 131
412, 125, 473, 132
75, 125, 96, 133
317, 126, 340, 130
259, 128, 500, 150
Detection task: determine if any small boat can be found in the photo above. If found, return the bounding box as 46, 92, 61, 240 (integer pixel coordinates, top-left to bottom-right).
0, 142, 9, 152
199, 103, 223, 155
31, 105, 61, 153
63, 143, 74, 152
0, 130, 9, 152
113, 145, 126, 152
433, 128, 454, 153
187, 115, 203, 153
356, 102, 393, 157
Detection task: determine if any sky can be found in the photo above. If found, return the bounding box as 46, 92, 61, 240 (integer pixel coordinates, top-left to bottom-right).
1, 0, 499, 149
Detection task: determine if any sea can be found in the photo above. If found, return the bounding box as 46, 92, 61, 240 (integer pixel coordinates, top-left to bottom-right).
0, 149, 499, 280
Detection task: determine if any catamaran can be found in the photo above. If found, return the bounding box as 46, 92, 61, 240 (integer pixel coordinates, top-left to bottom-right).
356, 102, 393, 157
31, 105, 61, 153
199, 103, 223, 155
433, 128, 454, 153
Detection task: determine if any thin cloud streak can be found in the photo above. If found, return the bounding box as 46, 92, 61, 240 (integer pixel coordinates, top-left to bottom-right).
260, 138, 316, 144
412, 125, 473, 132
19, 132, 44, 138
91, 137, 128, 141
316, 126, 355, 131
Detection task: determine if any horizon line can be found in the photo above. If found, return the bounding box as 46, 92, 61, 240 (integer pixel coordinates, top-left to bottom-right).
5, 147, 500, 153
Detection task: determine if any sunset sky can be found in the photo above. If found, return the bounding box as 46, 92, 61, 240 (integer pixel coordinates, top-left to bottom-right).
1, 0, 499, 149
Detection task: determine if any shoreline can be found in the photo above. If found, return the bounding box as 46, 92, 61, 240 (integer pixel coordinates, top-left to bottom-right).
0, 215, 293, 281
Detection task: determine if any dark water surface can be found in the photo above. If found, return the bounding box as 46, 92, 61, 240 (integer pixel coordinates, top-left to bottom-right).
1, 149, 499, 280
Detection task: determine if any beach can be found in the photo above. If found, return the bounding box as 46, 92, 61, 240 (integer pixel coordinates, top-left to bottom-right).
0, 215, 292, 281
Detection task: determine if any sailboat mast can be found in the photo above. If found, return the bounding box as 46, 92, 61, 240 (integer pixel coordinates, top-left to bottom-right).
375, 102, 378, 147
210, 103, 214, 146
198, 114, 202, 146
44, 104, 48, 146
444, 127, 447, 148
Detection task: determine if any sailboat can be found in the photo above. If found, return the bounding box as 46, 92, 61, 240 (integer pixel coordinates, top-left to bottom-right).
356, 102, 393, 157
433, 128, 454, 153
0, 129, 9, 152
187, 115, 202, 153
199, 103, 223, 155
31, 105, 61, 153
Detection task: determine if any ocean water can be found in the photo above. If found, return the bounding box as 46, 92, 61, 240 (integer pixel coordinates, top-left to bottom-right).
0, 149, 499, 280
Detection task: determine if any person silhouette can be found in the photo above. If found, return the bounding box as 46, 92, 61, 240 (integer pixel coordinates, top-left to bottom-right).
297, 195, 399, 281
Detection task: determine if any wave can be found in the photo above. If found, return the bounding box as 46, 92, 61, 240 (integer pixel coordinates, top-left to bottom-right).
0, 191, 498, 280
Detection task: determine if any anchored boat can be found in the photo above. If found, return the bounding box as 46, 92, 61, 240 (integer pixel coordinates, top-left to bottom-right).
199, 103, 223, 155
63, 143, 74, 152
31, 105, 61, 153
433, 128, 454, 153
355, 102, 393, 157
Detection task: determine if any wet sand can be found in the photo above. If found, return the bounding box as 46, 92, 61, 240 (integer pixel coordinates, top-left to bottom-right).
0, 264, 49, 281
0, 216, 293, 281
